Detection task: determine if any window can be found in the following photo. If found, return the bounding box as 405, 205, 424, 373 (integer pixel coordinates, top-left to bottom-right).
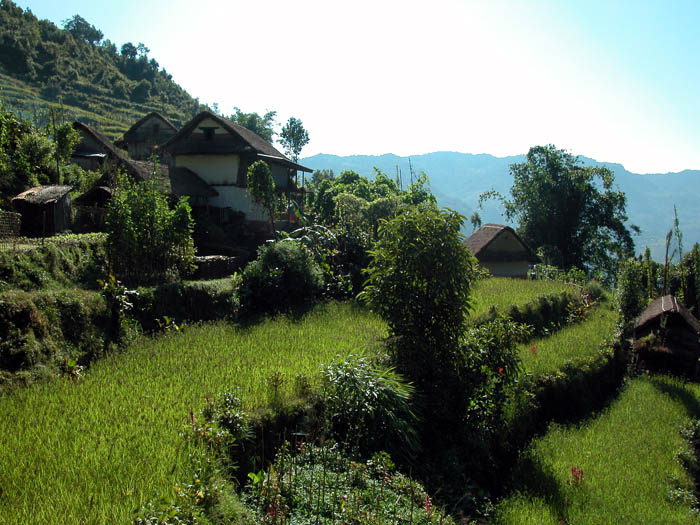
201, 127, 216, 140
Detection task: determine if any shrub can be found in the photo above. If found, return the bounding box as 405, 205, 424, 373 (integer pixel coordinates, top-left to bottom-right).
240, 241, 323, 315
360, 205, 477, 386
321, 354, 418, 458
242, 443, 453, 524
106, 171, 195, 284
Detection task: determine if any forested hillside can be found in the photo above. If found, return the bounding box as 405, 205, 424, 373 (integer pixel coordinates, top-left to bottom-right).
0, 0, 203, 137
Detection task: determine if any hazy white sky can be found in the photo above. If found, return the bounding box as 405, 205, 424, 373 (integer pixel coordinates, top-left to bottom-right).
14, 0, 700, 173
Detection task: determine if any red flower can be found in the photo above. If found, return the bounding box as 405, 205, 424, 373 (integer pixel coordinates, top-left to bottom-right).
530, 345, 537, 355
498, 367, 504, 375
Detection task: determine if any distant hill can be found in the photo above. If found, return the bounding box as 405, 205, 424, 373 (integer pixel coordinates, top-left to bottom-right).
0, 1, 203, 138
301, 152, 700, 261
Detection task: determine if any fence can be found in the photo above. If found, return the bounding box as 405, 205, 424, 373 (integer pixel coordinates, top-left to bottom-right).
0, 210, 21, 249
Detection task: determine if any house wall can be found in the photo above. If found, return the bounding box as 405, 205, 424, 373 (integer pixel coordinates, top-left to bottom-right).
207, 186, 267, 221
483, 261, 530, 278
176, 154, 240, 185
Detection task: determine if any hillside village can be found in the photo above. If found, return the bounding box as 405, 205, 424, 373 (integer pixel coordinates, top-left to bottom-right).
3, 2, 700, 524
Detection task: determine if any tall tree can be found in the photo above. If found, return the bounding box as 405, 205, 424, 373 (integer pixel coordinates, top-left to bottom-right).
62, 15, 103, 45
230, 108, 277, 142
280, 117, 309, 162
481, 144, 635, 275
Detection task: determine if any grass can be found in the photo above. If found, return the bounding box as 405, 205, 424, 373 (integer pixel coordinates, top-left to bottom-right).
0, 301, 386, 524
495, 375, 700, 524
469, 277, 576, 321
519, 301, 618, 377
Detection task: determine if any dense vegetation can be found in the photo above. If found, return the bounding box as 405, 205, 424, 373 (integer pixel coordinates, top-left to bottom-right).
0, 1, 202, 137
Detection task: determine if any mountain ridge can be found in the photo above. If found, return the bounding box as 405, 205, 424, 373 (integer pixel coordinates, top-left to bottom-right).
301, 152, 700, 261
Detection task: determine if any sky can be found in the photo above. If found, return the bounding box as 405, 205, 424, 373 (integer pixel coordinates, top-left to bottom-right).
12, 0, 700, 174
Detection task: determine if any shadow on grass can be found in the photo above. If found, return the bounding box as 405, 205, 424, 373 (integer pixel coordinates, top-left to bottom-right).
507, 452, 570, 522
649, 374, 700, 419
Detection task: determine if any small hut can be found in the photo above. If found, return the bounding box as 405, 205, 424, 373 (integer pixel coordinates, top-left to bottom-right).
464, 224, 540, 278
12, 185, 72, 236
633, 295, 700, 377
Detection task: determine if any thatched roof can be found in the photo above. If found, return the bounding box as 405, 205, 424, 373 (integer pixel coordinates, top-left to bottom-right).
12, 185, 71, 205
464, 224, 540, 263
114, 111, 177, 148
634, 295, 700, 334
72, 121, 151, 181
163, 111, 312, 173
170, 167, 218, 198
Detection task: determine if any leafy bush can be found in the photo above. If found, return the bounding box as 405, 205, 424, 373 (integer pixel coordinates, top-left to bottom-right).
242, 443, 453, 524
106, 172, 195, 284
321, 354, 418, 457
240, 240, 323, 315
615, 258, 646, 328
360, 205, 477, 386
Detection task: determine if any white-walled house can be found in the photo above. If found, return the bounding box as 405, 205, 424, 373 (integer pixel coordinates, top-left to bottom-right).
162, 111, 311, 231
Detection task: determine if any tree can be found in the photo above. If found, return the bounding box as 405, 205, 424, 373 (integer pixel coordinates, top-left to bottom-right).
481, 144, 635, 276
230, 108, 277, 142
280, 117, 309, 162
246, 160, 276, 233
360, 205, 477, 383
62, 15, 103, 45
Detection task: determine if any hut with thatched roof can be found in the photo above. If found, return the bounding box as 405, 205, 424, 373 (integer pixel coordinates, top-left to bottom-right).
633, 295, 700, 376
464, 224, 540, 277
12, 185, 72, 236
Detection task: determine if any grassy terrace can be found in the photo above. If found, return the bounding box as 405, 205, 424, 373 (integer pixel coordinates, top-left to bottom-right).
0, 302, 386, 524
469, 277, 576, 321
519, 301, 618, 377
495, 375, 700, 524
0, 277, 590, 522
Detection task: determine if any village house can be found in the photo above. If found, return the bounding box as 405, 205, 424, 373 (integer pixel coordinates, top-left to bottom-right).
633, 295, 700, 377
464, 223, 540, 278
114, 112, 178, 160
12, 185, 72, 236
161, 111, 312, 233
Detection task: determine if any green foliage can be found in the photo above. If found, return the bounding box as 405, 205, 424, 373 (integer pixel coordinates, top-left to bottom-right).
0, 1, 203, 141
240, 240, 324, 315
242, 443, 453, 524
62, 14, 103, 45
105, 171, 195, 283
322, 354, 418, 457
246, 160, 276, 231
229, 107, 277, 142
279, 116, 309, 162
615, 258, 646, 328
0, 287, 108, 380
461, 316, 531, 433
0, 234, 107, 291
482, 145, 635, 277
130, 277, 240, 331
360, 205, 477, 374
